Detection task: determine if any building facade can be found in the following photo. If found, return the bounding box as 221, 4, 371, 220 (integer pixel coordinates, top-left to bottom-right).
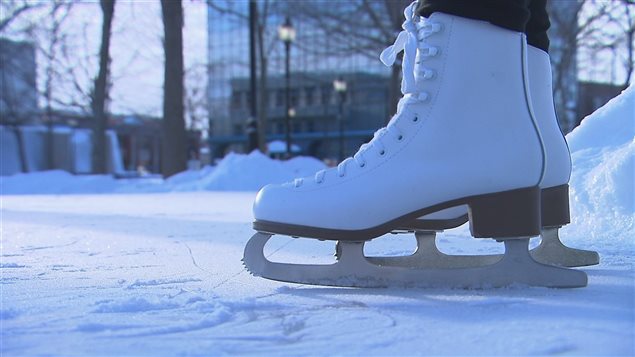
206, 1, 391, 160
0, 38, 38, 124
207, 1, 609, 160
212, 71, 389, 159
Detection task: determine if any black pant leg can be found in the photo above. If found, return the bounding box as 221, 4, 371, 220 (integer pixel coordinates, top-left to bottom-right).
526, 0, 550, 53
416, 0, 530, 33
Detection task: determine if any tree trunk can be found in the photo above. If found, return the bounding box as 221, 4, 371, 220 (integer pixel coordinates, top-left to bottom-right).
161, 0, 187, 177
92, 0, 115, 174
257, 57, 269, 152
623, 28, 633, 89
256, 10, 269, 153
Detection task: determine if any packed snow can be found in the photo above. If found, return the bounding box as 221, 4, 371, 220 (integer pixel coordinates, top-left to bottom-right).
563, 84, 635, 244
1, 86, 634, 355
0, 151, 327, 195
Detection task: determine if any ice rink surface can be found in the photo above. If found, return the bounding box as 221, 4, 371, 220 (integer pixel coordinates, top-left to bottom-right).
2, 192, 633, 356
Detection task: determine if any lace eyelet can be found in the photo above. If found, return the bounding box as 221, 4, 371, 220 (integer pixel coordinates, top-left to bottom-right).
412, 116, 419, 122
359, 163, 366, 168
397, 135, 404, 141
379, 150, 385, 156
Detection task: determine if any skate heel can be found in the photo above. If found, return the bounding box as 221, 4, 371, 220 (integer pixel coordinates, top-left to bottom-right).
468, 186, 540, 238
541, 184, 570, 228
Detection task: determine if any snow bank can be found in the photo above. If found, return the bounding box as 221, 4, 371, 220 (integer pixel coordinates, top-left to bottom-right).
167, 151, 325, 191
564, 84, 634, 241
0, 170, 139, 195
1, 151, 326, 194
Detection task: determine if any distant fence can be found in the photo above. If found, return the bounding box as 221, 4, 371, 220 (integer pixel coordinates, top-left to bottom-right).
0, 125, 124, 176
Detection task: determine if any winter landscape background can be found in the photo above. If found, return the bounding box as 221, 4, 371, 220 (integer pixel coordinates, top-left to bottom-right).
2, 84, 634, 355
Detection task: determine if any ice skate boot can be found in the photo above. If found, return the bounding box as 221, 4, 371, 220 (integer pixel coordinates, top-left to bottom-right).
370, 46, 599, 269
243, 3, 587, 288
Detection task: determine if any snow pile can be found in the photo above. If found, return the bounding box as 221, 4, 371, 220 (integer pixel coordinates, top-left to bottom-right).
267, 140, 301, 153
0, 170, 160, 195
563, 84, 634, 241
0, 151, 326, 194
167, 151, 325, 191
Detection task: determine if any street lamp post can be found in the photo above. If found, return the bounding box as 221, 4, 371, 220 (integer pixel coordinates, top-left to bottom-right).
333, 77, 347, 162
278, 17, 295, 158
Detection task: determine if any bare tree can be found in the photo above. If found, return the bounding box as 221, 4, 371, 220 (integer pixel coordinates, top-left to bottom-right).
547, 0, 635, 131
622, 0, 635, 87
548, 0, 585, 132
185, 63, 209, 132
0, 1, 45, 34
1, 1, 101, 114
1, 1, 102, 171
161, 0, 187, 177
578, 0, 635, 88
92, 0, 115, 174
255, 0, 274, 152
37, 2, 75, 123
26, 1, 76, 168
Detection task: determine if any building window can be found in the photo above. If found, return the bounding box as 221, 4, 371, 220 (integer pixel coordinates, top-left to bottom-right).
276, 122, 284, 134
233, 124, 242, 135
231, 91, 242, 109
269, 90, 276, 109
246, 91, 252, 109
321, 85, 331, 105
293, 121, 301, 133
305, 87, 316, 106
290, 89, 299, 107
307, 120, 315, 132
276, 89, 285, 107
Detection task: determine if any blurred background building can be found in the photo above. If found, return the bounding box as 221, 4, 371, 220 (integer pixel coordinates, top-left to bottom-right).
206, 1, 395, 161
218, 72, 389, 159
0, 38, 38, 124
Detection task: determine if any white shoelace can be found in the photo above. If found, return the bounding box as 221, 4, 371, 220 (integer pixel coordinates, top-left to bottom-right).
299, 1, 441, 187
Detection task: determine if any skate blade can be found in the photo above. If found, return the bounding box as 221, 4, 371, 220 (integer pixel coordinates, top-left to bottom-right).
364, 231, 501, 269
372, 230, 600, 269
243, 232, 587, 289
530, 228, 600, 267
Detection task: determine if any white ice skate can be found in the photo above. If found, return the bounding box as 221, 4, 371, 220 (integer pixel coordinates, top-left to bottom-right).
365, 46, 599, 270
243, 3, 587, 288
